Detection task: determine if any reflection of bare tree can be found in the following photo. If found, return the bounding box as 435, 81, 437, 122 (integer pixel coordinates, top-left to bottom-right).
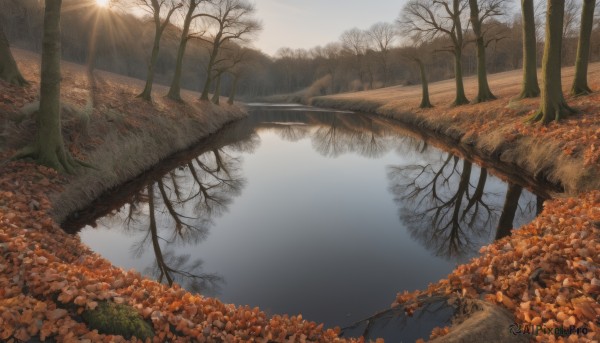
310, 114, 398, 158
312, 115, 347, 157
495, 183, 522, 240
274, 124, 310, 142
347, 119, 394, 159
119, 148, 245, 295
388, 153, 497, 259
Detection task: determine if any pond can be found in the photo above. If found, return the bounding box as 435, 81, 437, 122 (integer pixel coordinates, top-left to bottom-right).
65, 104, 549, 341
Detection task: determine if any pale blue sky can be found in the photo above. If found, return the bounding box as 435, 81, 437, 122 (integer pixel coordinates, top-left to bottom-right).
252, 0, 406, 56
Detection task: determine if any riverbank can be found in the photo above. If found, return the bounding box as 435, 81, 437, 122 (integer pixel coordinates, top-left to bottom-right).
0, 50, 360, 342
310, 66, 600, 341
312, 63, 600, 196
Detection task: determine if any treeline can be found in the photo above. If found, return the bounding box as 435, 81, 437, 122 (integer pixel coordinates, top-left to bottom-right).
1, 0, 599, 101
253, 0, 600, 99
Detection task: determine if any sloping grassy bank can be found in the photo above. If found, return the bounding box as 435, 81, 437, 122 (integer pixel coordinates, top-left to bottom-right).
0, 50, 363, 342
311, 64, 600, 196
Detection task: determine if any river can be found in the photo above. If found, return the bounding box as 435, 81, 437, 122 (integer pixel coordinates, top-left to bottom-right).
65, 104, 548, 341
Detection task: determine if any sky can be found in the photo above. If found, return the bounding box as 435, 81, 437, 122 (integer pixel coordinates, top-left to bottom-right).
251, 0, 406, 56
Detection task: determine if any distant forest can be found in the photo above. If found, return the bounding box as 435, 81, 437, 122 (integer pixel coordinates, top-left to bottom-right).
2, 0, 600, 99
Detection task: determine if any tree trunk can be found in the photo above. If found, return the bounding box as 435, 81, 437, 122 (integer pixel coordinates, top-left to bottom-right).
0, 22, 28, 86
29, 0, 78, 172
167, 1, 196, 101
453, 48, 469, 105
227, 74, 239, 105
519, 0, 541, 98
167, 35, 189, 101
201, 43, 219, 101
211, 74, 221, 105
571, 0, 595, 96
469, 0, 496, 103
148, 185, 174, 286
495, 183, 522, 240
529, 0, 575, 124
416, 59, 433, 108
452, 0, 469, 106
138, 31, 161, 101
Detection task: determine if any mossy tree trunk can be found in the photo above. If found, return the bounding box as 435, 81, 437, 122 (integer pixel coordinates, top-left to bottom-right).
469, 0, 496, 103
519, 0, 540, 98
227, 74, 239, 105
138, 0, 179, 102
495, 183, 522, 240
571, 0, 596, 96
453, 47, 469, 106
529, 0, 575, 124
17, 0, 83, 173
0, 21, 28, 86
416, 58, 433, 108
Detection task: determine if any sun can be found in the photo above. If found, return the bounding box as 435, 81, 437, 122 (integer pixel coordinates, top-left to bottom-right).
96, 0, 109, 7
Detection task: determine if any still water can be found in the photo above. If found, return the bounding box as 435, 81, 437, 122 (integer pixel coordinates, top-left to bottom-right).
71, 104, 543, 340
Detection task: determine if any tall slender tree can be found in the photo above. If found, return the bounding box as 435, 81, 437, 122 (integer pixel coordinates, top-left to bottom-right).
571, 0, 596, 96
167, 0, 208, 101
529, 0, 575, 124
468, 0, 507, 103
137, 0, 181, 101
0, 20, 28, 86
400, 0, 470, 106
518, 0, 540, 99
199, 0, 261, 101
401, 44, 433, 108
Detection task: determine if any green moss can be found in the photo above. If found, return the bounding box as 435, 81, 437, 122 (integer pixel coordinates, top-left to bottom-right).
82, 301, 154, 340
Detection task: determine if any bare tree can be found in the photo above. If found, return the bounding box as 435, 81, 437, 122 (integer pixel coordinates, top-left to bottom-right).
167, 0, 210, 101
400, 0, 470, 106
0, 19, 27, 85
226, 49, 254, 105
400, 43, 434, 108
198, 0, 261, 101
468, 0, 508, 103
312, 42, 343, 93
367, 22, 397, 86
210, 44, 246, 104
340, 28, 369, 87
136, 0, 182, 101
571, 0, 596, 96
529, 0, 575, 124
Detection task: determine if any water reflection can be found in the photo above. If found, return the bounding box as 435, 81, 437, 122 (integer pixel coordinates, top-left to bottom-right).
96, 149, 247, 295
70, 105, 553, 331
241, 108, 400, 159
388, 149, 540, 260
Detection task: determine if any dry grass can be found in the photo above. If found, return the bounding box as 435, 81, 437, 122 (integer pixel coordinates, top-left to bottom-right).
312, 63, 600, 195
0, 48, 246, 223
